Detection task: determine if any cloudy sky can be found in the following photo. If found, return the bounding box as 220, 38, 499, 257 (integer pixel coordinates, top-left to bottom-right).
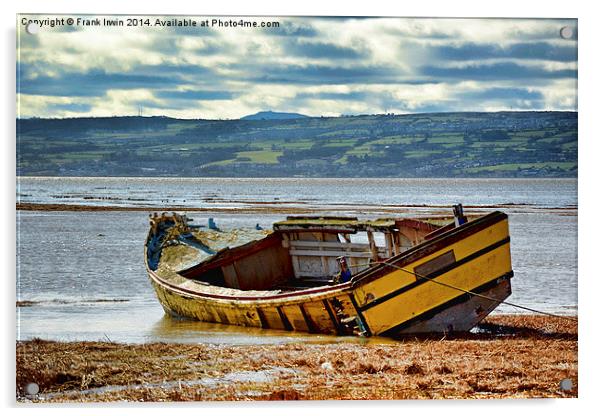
17, 16, 577, 119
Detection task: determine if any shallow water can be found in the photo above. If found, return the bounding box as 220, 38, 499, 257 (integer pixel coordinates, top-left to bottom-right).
16, 177, 577, 344
17, 177, 577, 209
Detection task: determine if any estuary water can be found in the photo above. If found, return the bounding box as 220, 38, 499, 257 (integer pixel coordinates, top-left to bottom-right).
16, 177, 577, 344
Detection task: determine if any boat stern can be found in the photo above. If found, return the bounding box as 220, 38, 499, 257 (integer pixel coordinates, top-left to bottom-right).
349, 211, 513, 336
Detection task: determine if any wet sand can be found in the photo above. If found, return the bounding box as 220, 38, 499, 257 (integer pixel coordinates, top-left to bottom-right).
16, 315, 577, 402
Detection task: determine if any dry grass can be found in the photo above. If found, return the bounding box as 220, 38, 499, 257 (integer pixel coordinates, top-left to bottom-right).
16, 315, 577, 402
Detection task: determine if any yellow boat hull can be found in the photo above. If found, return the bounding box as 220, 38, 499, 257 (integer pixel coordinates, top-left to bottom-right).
145, 211, 512, 336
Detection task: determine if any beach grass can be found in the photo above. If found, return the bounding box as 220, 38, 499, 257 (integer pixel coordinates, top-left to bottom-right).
16, 314, 577, 402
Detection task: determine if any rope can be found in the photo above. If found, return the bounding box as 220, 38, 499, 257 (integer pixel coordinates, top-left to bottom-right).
346, 259, 577, 322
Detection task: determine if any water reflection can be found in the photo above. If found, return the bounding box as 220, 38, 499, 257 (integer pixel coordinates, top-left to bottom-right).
148, 315, 398, 346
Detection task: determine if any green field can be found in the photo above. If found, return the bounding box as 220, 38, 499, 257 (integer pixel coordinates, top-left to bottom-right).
16, 111, 577, 177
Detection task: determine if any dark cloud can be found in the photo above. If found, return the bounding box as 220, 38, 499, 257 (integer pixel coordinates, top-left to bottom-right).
460, 87, 544, 101
506, 21, 577, 41
387, 99, 543, 113
155, 90, 235, 100
17, 32, 40, 48
134, 63, 215, 78
436, 42, 577, 62
240, 63, 404, 85
149, 37, 180, 54
301, 86, 547, 114
421, 62, 576, 80
192, 41, 225, 56
262, 22, 318, 37
285, 40, 366, 59
18, 64, 185, 97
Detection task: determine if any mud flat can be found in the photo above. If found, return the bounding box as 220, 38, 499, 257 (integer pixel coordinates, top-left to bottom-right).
15, 202, 337, 215
16, 202, 576, 217
16, 315, 577, 402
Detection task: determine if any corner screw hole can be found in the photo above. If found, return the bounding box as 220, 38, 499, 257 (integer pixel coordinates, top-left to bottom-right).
25, 382, 39, 395
560, 26, 573, 40
25, 23, 40, 35
559, 378, 573, 391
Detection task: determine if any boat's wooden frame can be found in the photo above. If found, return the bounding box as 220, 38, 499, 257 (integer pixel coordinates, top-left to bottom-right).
145, 211, 513, 337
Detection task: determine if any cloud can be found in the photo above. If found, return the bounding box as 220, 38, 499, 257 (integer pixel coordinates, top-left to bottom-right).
241, 63, 405, 85
421, 62, 576, 81
435, 42, 577, 62
155, 90, 235, 100
18, 65, 185, 97
262, 21, 318, 37
16, 15, 578, 118
296, 91, 370, 101
46, 102, 93, 113
460, 87, 544, 101
284, 39, 367, 59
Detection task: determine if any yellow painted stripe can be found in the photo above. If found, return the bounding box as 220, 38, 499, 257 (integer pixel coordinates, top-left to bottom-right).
353, 219, 509, 308
363, 243, 511, 335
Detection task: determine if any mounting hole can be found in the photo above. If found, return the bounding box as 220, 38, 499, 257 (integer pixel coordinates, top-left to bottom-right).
25, 382, 39, 395
560, 26, 573, 39
25, 22, 40, 35
559, 378, 573, 391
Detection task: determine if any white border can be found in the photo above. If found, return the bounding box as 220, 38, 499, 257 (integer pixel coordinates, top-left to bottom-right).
3, 0, 599, 414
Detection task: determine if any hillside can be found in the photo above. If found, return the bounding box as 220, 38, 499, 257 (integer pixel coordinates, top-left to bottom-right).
240, 111, 309, 120
16, 112, 577, 177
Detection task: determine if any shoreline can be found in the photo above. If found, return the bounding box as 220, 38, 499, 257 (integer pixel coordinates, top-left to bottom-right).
16, 202, 577, 215
16, 314, 577, 402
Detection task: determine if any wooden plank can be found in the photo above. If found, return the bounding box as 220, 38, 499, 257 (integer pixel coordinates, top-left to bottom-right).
299, 304, 318, 333
289, 240, 371, 250
222, 264, 239, 289
303, 301, 338, 334
289, 249, 373, 258
256, 308, 269, 329
392, 232, 401, 256
349, 255, 358, 273
276, 225, 357, 232
320, 255, 329, 275
318, 233, 329, 277
367, 231, 379, 262
291, 255, 301, 279
322, 299, 344, 335
297, 256, 325, 276
295, 270, 328, 278
263, 308, 286, 330
385, 232, 394, 257
414, 250, 456, 277
334, 295, 358, 319
180, 233, 281, 277
281, 305, 309, 332
277, 306, 294, 331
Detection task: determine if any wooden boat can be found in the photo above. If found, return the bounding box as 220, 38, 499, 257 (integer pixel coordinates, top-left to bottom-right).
144, 206, 512, 337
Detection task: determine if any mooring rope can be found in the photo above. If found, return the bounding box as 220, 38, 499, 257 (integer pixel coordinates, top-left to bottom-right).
347, 259, 578, 322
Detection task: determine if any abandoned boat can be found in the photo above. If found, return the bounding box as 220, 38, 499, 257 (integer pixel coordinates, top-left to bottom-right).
145, 206, 513, 337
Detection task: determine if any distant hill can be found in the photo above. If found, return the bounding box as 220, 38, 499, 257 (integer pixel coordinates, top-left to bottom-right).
16, 111, 577, 178
241, 110, 309, 120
